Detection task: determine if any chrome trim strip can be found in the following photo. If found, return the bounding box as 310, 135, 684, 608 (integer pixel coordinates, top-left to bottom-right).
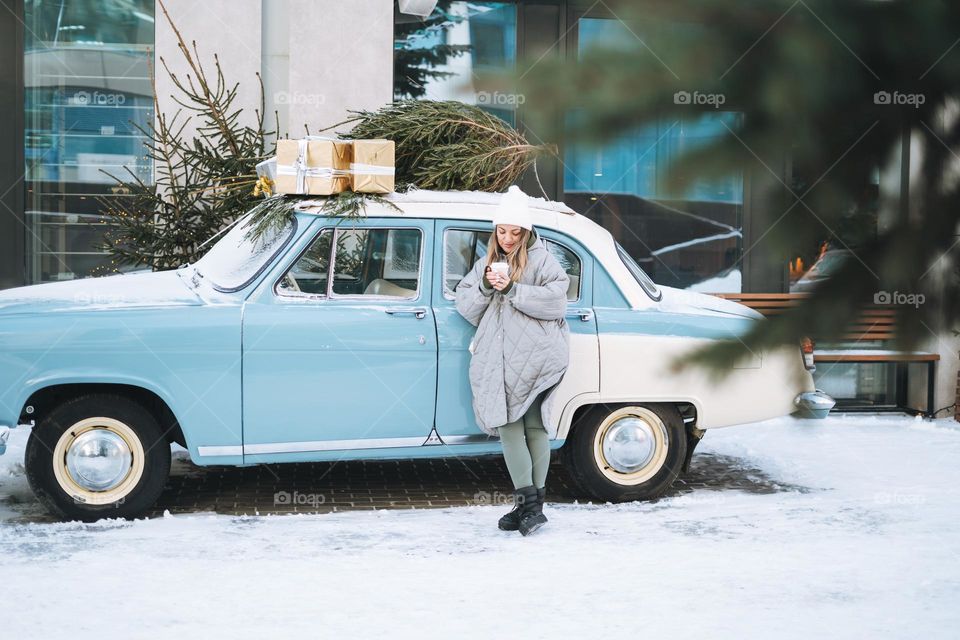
197, 445, 244, 457
439, 434, 499, 445
243, 435, 430, 455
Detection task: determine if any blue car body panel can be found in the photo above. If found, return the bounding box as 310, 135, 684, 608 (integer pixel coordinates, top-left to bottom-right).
0, 210, 765, 467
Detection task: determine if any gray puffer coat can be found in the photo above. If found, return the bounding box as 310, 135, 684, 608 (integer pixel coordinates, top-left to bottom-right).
454, 228, 571, 438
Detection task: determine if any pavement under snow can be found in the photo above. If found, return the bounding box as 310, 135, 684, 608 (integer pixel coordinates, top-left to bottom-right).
0, 413, 957, 639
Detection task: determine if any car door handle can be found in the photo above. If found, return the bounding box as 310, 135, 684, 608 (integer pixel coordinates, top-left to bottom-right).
566, 308, 594, 322
385, 307, 428, 319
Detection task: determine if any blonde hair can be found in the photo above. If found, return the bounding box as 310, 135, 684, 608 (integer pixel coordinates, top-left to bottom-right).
486, 225, 531, 284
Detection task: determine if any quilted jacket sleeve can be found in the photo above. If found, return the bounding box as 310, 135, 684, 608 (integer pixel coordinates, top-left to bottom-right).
455, 258, 494, 327
504, 253, 569, 321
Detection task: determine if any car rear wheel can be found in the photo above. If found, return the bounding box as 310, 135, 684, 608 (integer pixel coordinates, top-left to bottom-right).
562, 403, 687, 502
25, 394, 171, 521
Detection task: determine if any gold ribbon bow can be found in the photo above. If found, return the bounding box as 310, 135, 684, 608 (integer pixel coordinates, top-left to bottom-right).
253, 175, 274, 198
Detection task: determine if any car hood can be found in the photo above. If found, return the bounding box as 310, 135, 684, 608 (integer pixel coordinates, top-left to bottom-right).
0, 269, 204, 316
655, 285, 763, 320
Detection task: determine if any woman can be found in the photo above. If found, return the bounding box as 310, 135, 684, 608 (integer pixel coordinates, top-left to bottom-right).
455, 185, 571, 536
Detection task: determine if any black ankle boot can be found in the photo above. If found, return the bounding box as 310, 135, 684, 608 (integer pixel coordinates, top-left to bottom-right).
497, 491, 522, 531
518, 485, 547, 536
498, 486, 534, 531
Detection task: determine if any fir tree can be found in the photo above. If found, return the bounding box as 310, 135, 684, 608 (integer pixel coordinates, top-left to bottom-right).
496, 0, 960, 376
96, 0, 273, 272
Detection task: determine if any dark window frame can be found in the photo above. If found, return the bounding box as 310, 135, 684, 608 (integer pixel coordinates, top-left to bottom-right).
275, 224, 425, 302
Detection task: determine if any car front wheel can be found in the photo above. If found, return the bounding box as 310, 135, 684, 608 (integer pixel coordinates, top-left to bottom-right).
25, 394, 171, 521
562, 403, 687, 502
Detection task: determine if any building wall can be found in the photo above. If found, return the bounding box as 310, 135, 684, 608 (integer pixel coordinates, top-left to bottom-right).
157, 0, 393, 148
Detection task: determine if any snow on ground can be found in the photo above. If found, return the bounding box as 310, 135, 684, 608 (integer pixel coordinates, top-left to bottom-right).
1, 413, 958, 639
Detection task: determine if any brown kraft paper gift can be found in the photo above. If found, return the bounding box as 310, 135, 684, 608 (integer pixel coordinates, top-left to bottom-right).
350, 139, 396, 193
275, 138, 352, 195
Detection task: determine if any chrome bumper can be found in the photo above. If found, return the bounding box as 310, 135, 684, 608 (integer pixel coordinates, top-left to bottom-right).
0, 425, 10, 456
793, 390, 836, 419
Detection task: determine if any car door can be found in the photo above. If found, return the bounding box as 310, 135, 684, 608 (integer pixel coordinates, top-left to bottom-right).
433, 220, 599, 443
241, 217, 438, 461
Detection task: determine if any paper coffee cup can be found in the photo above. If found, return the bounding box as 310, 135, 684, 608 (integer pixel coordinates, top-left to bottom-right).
491, 262, 509, 278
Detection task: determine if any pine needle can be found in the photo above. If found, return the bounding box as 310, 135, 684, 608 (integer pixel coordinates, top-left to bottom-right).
340, 100, 556, 192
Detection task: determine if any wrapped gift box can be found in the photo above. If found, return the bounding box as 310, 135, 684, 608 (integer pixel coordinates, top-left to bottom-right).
275, 137, 352, 195
253, 157, 277, 197
350, 139, 396, 193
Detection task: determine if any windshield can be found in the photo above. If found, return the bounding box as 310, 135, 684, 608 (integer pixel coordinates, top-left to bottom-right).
616, 241, 662, 301
194, 212, 296, 291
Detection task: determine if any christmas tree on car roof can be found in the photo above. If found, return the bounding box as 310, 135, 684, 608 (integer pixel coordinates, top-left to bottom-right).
245, 100, 555, 243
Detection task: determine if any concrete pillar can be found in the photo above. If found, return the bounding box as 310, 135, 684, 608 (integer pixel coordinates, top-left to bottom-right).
286, 0, 394, 136
155, 0, 394, 148
155, 0, 264, 141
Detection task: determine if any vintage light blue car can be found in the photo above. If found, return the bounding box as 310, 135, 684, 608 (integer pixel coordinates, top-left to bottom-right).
0, 190, 834, 521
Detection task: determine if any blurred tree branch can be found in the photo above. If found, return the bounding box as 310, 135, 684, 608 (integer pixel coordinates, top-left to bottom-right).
484, 0, 960, 377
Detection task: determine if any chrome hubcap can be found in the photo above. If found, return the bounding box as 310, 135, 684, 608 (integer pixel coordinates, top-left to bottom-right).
601, 417, 657, 473
65, 428, 133, 492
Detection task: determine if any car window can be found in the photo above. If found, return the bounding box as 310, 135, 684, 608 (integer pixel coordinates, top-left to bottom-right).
279, 227, 423, 299
278, 229, 333, 296
443, 229, 489, 295
616, 241, 661, 301
197, 212, 296, 292
547, 241, 582, 301
442, 228, 582, 302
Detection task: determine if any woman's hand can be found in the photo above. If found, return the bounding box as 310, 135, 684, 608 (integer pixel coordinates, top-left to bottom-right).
485, 268, 509, 291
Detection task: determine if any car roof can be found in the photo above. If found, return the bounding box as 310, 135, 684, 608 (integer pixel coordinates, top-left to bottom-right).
294, 188, 597, 244
295, 188, 575, 213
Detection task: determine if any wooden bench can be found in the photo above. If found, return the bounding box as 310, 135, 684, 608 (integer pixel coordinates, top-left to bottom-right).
711, 293, 940, 417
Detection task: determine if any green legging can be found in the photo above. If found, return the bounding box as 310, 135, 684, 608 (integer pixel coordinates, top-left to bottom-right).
498, 391, 550, 490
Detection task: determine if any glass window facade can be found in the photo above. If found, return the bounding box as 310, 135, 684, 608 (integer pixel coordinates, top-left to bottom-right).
394, 1, 517, 125
563, 17, 744, 293
24, 0, 155, 283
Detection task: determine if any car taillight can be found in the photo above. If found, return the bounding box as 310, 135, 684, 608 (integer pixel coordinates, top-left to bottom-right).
800, 336, 815, 371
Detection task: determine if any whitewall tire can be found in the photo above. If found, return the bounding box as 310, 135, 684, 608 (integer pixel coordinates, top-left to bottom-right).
25, 394, 171, 521
563, 403, 687, 502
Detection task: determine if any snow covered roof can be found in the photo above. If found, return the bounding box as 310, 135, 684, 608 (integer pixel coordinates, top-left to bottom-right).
293, 188, 577, 215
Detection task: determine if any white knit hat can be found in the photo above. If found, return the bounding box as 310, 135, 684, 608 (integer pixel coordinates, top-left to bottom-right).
491, 185, 533, 230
